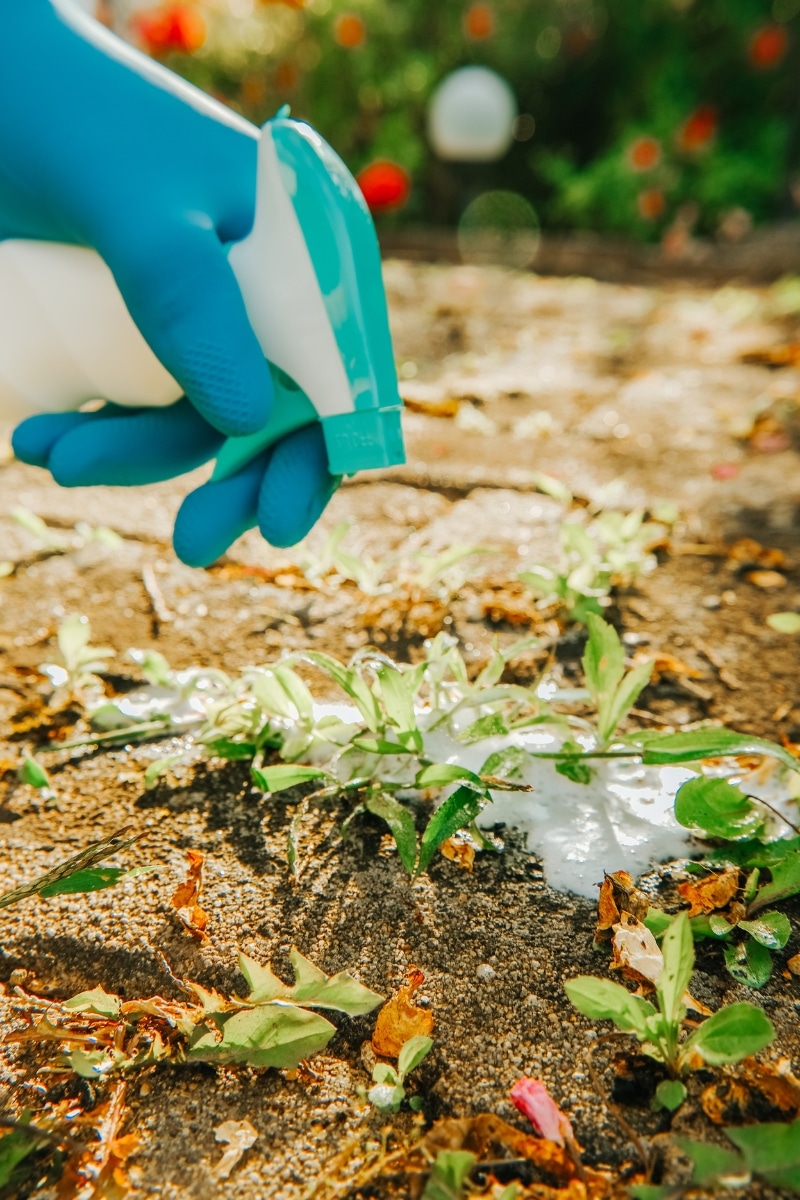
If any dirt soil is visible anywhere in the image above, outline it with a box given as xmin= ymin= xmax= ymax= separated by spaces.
xmin=1 ymin=260 xmax=800 ymax=1199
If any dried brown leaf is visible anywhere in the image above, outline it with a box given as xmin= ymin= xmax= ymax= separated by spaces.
xmin=371 ymin=969 xmax=434 ymax=1058
xmin=171 ymin=849 xmax=209 ymax=942
xmin=595 ymin=871 xmax=648 ymax=942
xmin=746 ymin=569 xmax=787 ymax=589
xmin=677 ymin=869 xmax=740 ymax=917
xmin=439 ymin=836 xmax=475 ymax=872
xmin=701 ymin=1060 xmax=800 ymax=1125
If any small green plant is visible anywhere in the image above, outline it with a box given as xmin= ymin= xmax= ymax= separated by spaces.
xmin=367 ymin=1034 xmax=433 ymax=1112
xmin=521 ymin=508 xmax=668 ymax=624
xmin=630 ymin=1119 xmax=800 ymax=1198
xmin=566 ymin=912 xmax=775 ymax=1105
xmin=39 ymin=614 xmax=114 ymax=702
xmin=18 ymin=948 xmax=382 ymax=1078
xmin=12 ymin=507 xmax=121 ymax=557
xmin=653 ymin=822 xmax=800 ymax=988
xmin=421 ymin=1150 xmax=478 ymax=1200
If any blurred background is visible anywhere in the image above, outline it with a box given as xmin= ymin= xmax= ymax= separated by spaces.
xmin=74 ymin=0 xmax=799 ymax=267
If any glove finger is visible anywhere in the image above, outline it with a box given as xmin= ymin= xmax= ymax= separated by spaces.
xmin=44 ymin=400 xmax=223 ymax=487
xmin=105 ymin=222 xmax=273 ymax=438
xmin=257 ymin=422 xmax=340 ymax=547
xmin=12 ymin=409 xmax=109 ymax=468
xmin=172 ymin=452 xmax=268 ymax=568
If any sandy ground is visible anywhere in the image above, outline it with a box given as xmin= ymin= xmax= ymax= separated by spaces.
xmin=1 ymin=260 xmax=800 ymax=1198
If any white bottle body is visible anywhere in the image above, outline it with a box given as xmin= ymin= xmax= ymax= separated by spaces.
xmin=0 ymin=125 xmax=354 ymax=426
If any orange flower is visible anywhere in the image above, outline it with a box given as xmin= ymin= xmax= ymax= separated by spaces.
xmin=638 ymin=188 xmax=665 ymax=220
xmin=749 ymin=25 xmax=788 ymax=69
xmin=356 ymin=161 xmax=411 ymax=213
xmin=627 ymin=135 xmax=661 ymax=172
xmin=677 ymin=105 xmax=717 ymax=153
xmin=464 ymin=3 xmax=495 ymax=40
xmin=134 ymin=4 xmax=205 ymax=55
xmin=334 ymin=13 xmax=366 ymax=48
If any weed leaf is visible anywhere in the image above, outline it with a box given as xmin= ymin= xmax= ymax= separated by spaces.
xmin=188 ymin=1005 xmax=335 ymax=1070
xmin=416 ymin=786 xmax=487 ymax=876
xmin=564 ymin=976 xmax=656 ymax=1038
xmin=738 ymin=911 xmax=791 ymax=949
xmin=251 ymin=764 xmax=328 ymax=794
xmin=723 ymin=939 xmax=774 ymax=989
xmin=725 ymin=1119 xmax=800 ymax=1190
xmin=629 ymin=728 xmax=800 ymax=773
xmin=683 ymin=1001 xmax=774 ymax=1065
xmin=657 ymin=912 xmax=694 ymax=1026
xmin=398 ymin=1034 xmax=434 ymax=1079
xmin=365 ymin=792 xmax=418 ymax=874
xmin=239 ymin=946 xmax=382 ymax=1016
xmin=674 ymin=777 xmax=764 ymax=840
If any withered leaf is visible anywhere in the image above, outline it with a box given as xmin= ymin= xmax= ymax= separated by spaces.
xmin=595 ymin=871 xmax=649 ymax=942
xmin=701 ymin=1061 xmax=800 ymax=1125
xmin=439 ymin=835 xmax=475 ymax=872
xmin=372 ymin=969 xmax=433 ymax=1058
xmin=170 ymin=849 xmax=209 ymax=942
xmin=677 ymin=869 xmax=741 ymax=917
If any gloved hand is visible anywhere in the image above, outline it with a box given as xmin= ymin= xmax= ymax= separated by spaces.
xmin=13 ymin=405 xmax=339 ymax=566
xmin=2 ymin=0 xmax=338 ymax=565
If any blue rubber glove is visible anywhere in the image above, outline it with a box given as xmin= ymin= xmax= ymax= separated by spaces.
xmin=13 ymin=405 xmax=339 ymax=567
xmin=3 ymin=0 xmax=338 ymax=564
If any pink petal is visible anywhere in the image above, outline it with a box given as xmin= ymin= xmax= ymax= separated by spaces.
xmin=510 ymin=1077 xmax=574 ymax=1147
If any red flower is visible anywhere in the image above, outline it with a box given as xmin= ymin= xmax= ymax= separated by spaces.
xmin=677 ymin=106 xmax=717 ymax=153
xmin=334 ymin=13 xmax=366 ymax=48
xmin=749 ymin=25 xmax=788 ymax=69
xmin=134 ymin=4 xmax=205 ymax=55
xmin=464 ymin=3 xmax=495 ymax=40
xmin=627 ymin=136 xmax=661 ymax=173
xmin=356 ymin=161 xmax=411 ymax=213
xmin=638 ymin=188 xmax=666 ymax=220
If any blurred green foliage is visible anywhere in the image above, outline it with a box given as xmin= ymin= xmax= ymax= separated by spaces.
xmin=164 ymin=0 xmax=799 ymax=240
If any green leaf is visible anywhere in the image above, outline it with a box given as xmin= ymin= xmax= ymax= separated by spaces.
xmin=723 ymin=939 xmax=774 ymax=989
xmin=188 ymin=1005 xmax=335 ymax=1070
xmin=63 ymin=986 xmax=122 ymax=1019
xmin=351 ymin=738 xmax=413 ymax=755
xmin=136 ymin=648 xmax=172 ymax=686
xmin=300 ymin=651 xmax=382 ymax=731
xmin=274 ymin=664 xmax=314 ymax=723
xmin=564 ymin=976 xmax=656 ymax=1038
xmin=629 ymin=727 xmax=800 ymax=774
xmin=144 ymin=755 xmax=180 ymax=789
xmin=38 ymin=866 xmax=129 ymax=897
xmin=69 ymin=1048 xmax=115 ymax=1078
xmin=458 ymin=713 xmax=509 ymax=744
xmin=365 ymin=793 xmax=418 ymax=874
xmin=676 ymin=1139 xmax=748 ymax=1187
xmin=725 ymin=1119 xmax=800 ymax=1190
xmin=398 ymin=1034 xmax=433 ymax=1080
xmin=674 ymin=776 xmax=764 ymax=840
xmin=0 ymin=827 xmax=141 ymax=910
xmin=739 ymin=911 xmax=791 ymax=949
xmin=250 ymin=764 xmax=327 ymax=794
xmin=18 ymin=755 xmax=51 ymax=790
xmin=374 ymin=664 xmax=422 ymax=751
xmin=628 ymin=1188 xmax=672 ymax=1200
xmin=767 ymin=611 xmax=800 ymax=634
xmin=653 ymin=1079 xmax=687 ymax=1112
xmin=205 ymin=739 xmax=256 ymax=761
xmin=709 ymin=837 xmax=800 ymax=869
xmin=367 ymin=1081 xmax=405 ymax=1111
xmin=684 ymin=1001 xmax=774 ymax=1066
xmin=657 ymin=912 xmax=694 ymax=1026
xmin=643 ymin=908 xmax=672 ymax=938
xmin=238 ymin=946 xmax=383 ymax=1016
xmin=0 ymin=1126 xmax=39 ymax=1190
xmin=748 ymin=851 xmax=800 ymax=912
xmin=422 ymin=1150 xmax=477 ymax=1200
xmin=415 ymin=763 xmax=482 ymax=789
xmin=416 ymin=785 xmax=487 ymax=876
xmin=372 ymin=1062 xmax=399 ymax=1086
xmin=555 ymin=756 xmax=594 ymax=785
xmin=582 ymin=615 xmax=625 ymax=728
xmin=606 ymin=657 xmax=653 ymax=732
xmin=479 ymin=745 xmax=529 ymax=780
